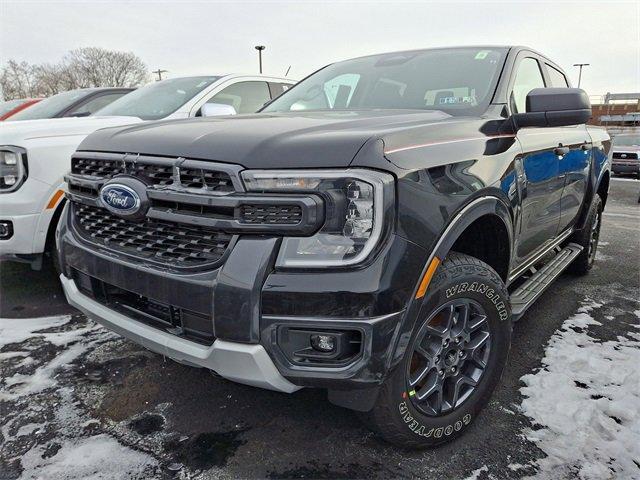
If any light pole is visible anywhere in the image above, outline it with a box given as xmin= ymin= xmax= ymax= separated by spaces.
xmin=573 ymin=63 xmax=589 ymax=88
xmin=152 ymin=69 xmax=168 ymax=81
xmin=255 ymin=46 xmax=266 ymax=74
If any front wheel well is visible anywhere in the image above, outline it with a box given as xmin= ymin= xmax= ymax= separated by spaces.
xmin=449 ymin=214 xmax=510 ymax=281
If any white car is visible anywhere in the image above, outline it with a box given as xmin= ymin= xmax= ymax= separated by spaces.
xmin=0 ymin=74 xmax=295 ymax=269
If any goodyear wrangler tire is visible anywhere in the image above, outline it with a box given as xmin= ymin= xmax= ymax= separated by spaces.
xmin=360 ymin=252 xmax=511 ymax=448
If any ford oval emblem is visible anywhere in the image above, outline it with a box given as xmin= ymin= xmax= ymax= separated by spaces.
xmin=100 ymin=184 xmax=141 ymax=215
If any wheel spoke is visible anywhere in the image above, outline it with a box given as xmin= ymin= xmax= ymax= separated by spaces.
xmin=416 ymin=374 xmax=440 ymax=400
xmin=409 ymin=364 xmax=432 ymax=386
xmin=455 ymin=302 xmax=470 ymax=329
xmin=466 ymin=314 xmax=487 ymax=333
xmin=451 ymin=374 xmax=478 ymax=407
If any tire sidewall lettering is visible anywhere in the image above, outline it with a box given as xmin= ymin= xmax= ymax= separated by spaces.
xmin=398 ymin=401 xmax=472 ymax=438
xmin=445 ymin=280 xmax=508 ymax=321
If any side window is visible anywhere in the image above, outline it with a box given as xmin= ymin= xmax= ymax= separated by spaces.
xmin=511 ymin=58 xmax=545 ymax=113
xmin=207 ymin=81 xmax=271 ymax=114
xmin=546 ymin=64 xmax=569 ymax=88
xmin=65 ymin=92 xmax=128 ymax=117
xmin=268 ymin=82 xmax=292 ymax=99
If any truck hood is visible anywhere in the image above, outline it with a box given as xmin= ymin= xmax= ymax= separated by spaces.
xmin=0 ymin=116 xmax=144 ymax=144
xmin=77 ymin=110 xmax=462 ymax=169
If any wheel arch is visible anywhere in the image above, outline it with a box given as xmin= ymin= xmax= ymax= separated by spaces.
xmin=385 ymin=196 xmax=514 ymax=377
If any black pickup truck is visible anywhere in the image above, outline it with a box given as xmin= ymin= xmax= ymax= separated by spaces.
xmin=58 ymin=46 xmax=610 ymax=448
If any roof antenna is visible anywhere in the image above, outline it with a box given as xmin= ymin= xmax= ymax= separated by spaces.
xmin=285 ymin=66 xmax=291 ymax=77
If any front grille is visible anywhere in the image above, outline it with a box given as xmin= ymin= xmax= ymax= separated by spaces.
xmin=73 ymin=269 xmax=214 ymax=345
xmin=71 ymin=157 xmax=234 ymax=192
xmin=239 ymin=204 xmax=303 ymax=224
xmin=613 ymin=152 xmax=638 ymax=160
xmin=73 ymin=203 xmax=232 ymax=268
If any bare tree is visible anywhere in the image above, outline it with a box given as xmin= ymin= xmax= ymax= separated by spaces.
xmin=0 ymin=60 xmax=39 ymax=99
xmin=64 ymin=47 xmax=149 ymax=88
xmin=0 ymin=48 xmax=149 ymax=100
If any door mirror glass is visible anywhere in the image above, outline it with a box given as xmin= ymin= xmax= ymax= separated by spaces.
xmin=201 ymin=103 xmax=237 ymax=117
xmin=513 ymin=88 xmax=591 ymax=129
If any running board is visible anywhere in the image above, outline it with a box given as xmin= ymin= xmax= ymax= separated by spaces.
xmin=510 ymin=243 xmax=583 ymax=321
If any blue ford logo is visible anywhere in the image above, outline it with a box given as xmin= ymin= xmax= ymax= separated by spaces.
xmin=100 ymin=184 xmax=141 ymax=215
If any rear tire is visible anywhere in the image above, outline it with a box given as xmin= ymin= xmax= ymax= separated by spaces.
xmin=566 ymin=195 xmax=602 ymax=276
xmin=359 ymin=252 xmax=511 ymax=448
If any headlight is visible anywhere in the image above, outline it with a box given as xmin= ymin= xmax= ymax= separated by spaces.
xmin=0 ymin=147 xmax=28 ymax=193
xmin=241 ymin=169 xmax=394 ymax=267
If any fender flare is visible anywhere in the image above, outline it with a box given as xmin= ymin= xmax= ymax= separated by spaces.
xmin=385 ymin=195 xmax=515 ymax=375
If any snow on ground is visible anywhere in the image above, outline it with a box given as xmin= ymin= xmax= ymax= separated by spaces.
xmin=19 ymin=433 xmax=156 ymax=480
xmin=519 ymin=300 xmax=640 ymax=480
xmin=0 ymin=315 xmax=159 ymax=478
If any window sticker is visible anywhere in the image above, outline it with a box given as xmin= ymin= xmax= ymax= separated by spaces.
xmin=438 ymin=96 xmax=475 ymax=105
xmin=475 ymin=50 xmax=490 ymax=60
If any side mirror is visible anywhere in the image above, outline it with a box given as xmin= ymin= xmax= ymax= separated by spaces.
xmin=512 ymin=88 xmax=591 ymax=129
xmin=201 ymin=103 xmax=237 ymax=117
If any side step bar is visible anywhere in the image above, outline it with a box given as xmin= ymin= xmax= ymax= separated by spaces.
xmin=510 ymin=243 xmax=583 ymax=321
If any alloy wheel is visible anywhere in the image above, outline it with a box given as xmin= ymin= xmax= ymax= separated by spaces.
xmin=406 ymin=299 xmax=491 ymax=416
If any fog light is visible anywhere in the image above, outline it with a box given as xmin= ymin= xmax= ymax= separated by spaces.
xmin=3 ymin=175 xmax=16 ymax=186
xmin=310 ymin=334 xmax=336 ymax=353
xmin=0 ymin=220 xmax=13 ymax=239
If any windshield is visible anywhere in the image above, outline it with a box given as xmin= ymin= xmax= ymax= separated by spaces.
xmin=0 ymin=99 xmax=28 ymax=116
xmin=95 ymin=76 xmax=219 ymax=120
xmin=264 ymin=47 xmax=507 ymax=116
xmin=7 ymin=90 xmax=89 ymax=121
xmin=613 ymin=135 xmax=640 ymax=147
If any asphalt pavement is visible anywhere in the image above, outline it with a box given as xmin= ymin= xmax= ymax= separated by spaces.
xmin=1 ymin=177 xmax=638 ymax=480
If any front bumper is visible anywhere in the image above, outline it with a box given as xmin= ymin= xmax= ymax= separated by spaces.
xmin=60 ymin=274 xmax=300 ymax=393
xmin=58 ymin=206 xmax=427 ymax=392
xmin=0 ymin=178 xmax=64 ymax=259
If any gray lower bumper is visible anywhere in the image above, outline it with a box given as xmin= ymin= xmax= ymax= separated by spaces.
xmin=60 ymin=274 xmax=301 ymax=394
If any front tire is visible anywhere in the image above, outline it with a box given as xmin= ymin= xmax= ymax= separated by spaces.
xmin=360 ymin=252 xmax=511 ymax=448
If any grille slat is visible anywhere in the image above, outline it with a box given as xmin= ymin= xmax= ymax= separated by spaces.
xmin=239 ymin=204 xmax=303 ymax=225
xmin=73 ymin=203 xmax=232 ymax=268
xmin=71 ymin=158 xmax=234 ymax=192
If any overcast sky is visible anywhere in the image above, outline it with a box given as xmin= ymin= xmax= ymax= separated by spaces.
xmin=1 ymin=0 xmax=638 ymax=98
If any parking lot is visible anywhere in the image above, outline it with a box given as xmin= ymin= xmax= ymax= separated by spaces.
xmin=0 ymin=178 xmax=638 ymax=480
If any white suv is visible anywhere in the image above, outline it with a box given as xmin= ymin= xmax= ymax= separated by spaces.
xmin=0 ymin=74 xmax=295 ymax=269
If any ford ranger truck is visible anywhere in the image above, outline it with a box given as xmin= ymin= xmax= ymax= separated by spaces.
xmin=59 ymin=46 xmax=610 ymax=448
xmin=0 ymin=75 xmax=294 ymax=269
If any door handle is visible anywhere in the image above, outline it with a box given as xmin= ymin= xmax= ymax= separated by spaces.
xmin=554 ymin=146 xmax=570 ymax=156
xmin=581 ymin=143 xmax=593 ymax=151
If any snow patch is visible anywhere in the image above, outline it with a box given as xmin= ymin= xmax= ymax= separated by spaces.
xmin=519 ymin=299 xmax=640 ymax=479
xmin=19 ymin=434 xmax=156 ymax=480
xmin=0 ymin=315 xmax=72 ymax=347
xmin=464 ymin=465 xmax=488 ymax=480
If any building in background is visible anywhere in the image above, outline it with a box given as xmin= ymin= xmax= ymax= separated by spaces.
xmin=589 ymin=93 xmax=640 ymax=137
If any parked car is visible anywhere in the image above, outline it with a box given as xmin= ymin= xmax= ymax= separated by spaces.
xmin=611 ymin=133 xmax=640 ymax=178
xmin=4 ymin=88 xmax=133 ymax=121
xmin=0 ymin=98 xmax=42 ymax=121
xmin=0 ymin=75 xmax=295 ymax=269
xmin=58 ymin=47 xmax=610 ymax=448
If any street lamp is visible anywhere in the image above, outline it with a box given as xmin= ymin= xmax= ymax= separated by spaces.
xmin=573 ymin=63 xmax=590 ymax=88
xmin=255 ymin=46 xmax=266 ymax=74
xmin=152 ymin=69 xmax=168 ymax=81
